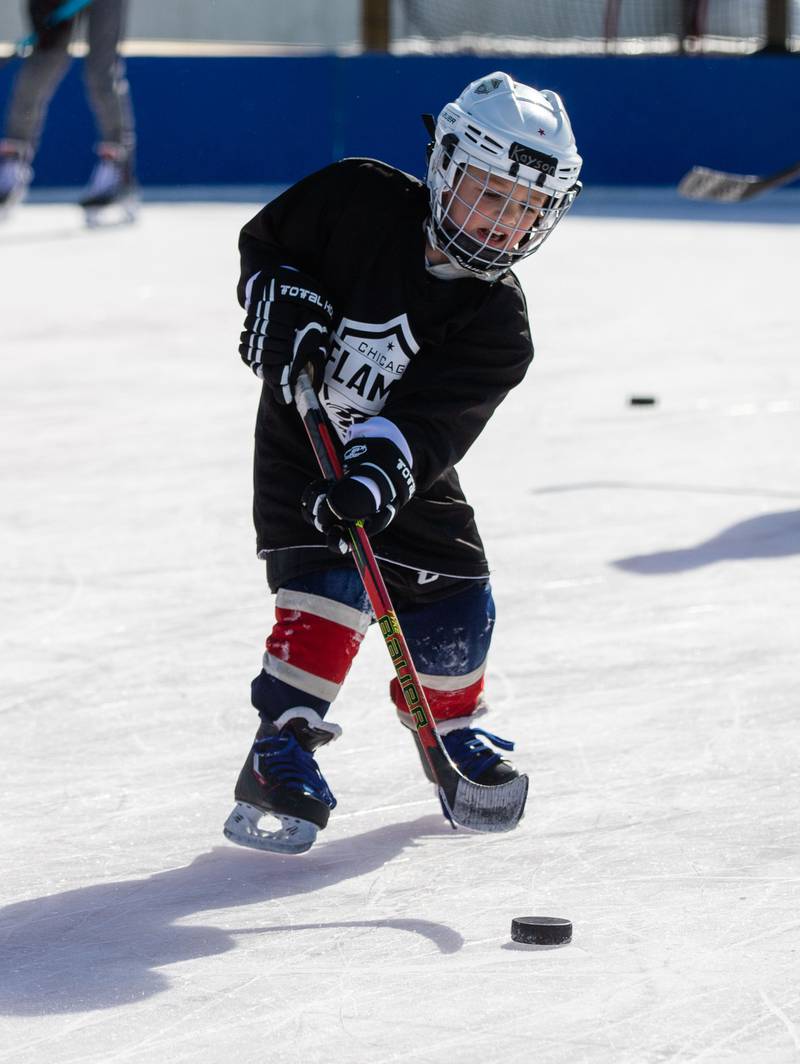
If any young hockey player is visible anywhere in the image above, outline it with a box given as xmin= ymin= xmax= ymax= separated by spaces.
xmin=0 ymin=0 xmax=137 ymax=223
xmin=224 ymin=71 xmax=583 ymax=854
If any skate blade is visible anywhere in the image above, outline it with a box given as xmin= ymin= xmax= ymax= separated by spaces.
xmin=223 ymin=801 xmax=318 ymax=855
xmin=83 ymin=196 xmax=139 ymax=229
xmin=439 ymin=772 xmax=529 ymax=833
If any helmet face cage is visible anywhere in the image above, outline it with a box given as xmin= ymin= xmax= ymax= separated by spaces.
xmin=427 ymin=139 xmax=579 ymax=281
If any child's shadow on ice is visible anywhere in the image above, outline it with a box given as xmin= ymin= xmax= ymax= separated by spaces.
xmin=613 ymin=510 xmax=800 ymax=574
xmin=0 ymin=815 xmax=459 ymax=1016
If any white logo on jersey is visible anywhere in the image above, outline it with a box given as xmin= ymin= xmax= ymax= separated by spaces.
xmin=417 ymin=570 xmax=439 ymax=585
xmin=321 ymin=314 xmax=420 ymax=441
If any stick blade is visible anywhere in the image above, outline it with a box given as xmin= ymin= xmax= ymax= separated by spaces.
xmin=677 ymin=165 xmax=761 ymax=202
xmin=440 ymin=773 xmax=529 ymax=833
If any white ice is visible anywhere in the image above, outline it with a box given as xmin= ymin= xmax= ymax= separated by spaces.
xmin=1 ymin=190 xmax=799 ymax=1064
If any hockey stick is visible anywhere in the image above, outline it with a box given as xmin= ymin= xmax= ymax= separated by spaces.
xmin=677 ymin=159 xmax=800 ymax=202
xmin=1 ymin=0 xmax=95 ymax=67
xmin=294 ymin=369 xmax=528 ymax=833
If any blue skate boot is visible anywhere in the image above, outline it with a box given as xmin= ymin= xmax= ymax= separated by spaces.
xmin=402 ymin=707 xmax=519 ymax=786
xmin=224 ymin=708 xmax=340 ymax=854
xmin=439 ymin=726 xmax=519 ymax=786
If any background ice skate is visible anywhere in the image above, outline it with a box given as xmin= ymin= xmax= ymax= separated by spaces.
xmin=1 ymin=187 xmax=798 ymax=1062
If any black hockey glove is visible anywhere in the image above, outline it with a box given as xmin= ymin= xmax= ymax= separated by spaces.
xmin=239 ymin=266 xmax=335 ymax=404
xmin=301 ymin=435 xmax=416 ymax=554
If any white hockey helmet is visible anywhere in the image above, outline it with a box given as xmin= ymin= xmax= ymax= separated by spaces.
xmin=425 ymin=72 xmax=583 ymax=280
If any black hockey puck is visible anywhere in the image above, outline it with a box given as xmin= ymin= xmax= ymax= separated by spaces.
xmin=628 ymin=395 xmax=657 ymax=406
xmin=511 ymin=916 xmax=572 ymax=946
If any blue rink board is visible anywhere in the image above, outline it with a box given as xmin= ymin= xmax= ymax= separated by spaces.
xmin=1 ymin=53 xmax=798 ymax=189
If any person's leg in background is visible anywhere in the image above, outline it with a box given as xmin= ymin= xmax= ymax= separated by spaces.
xmin=80 ymin=0 xmax=137 ymax=211
xmin=0 ymin=5 xmax=74 ymax=210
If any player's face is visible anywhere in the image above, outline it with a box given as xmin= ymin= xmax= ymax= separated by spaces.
xmin=444 ymin=167 xmax=550 ymax=252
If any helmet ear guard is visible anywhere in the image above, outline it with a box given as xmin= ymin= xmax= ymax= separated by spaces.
xmin=422 ymin=114 xmax=459 ymax=170
xmin=440 ymin=133 xmax=458 ymax=168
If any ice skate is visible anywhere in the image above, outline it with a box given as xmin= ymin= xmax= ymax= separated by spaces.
xmin=80 ymin=143 xmax=139 ymax=227
xmin=412 ymin=723 xmax=520 ymax=787
xmin=0 ymin=140 xmax=33 ymax=219
xmin=223 ymin=708 xmax=340 ymax=855
xmin=398 ymin=701 xmax=527 ymax=831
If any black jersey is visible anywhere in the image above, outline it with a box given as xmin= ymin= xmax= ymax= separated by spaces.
xmin=238 ymin=158 xmax=534 ymax=580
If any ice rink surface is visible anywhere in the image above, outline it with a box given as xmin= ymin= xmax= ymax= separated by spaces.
xmin=1 ymin=190 xmax=799 ymax=1063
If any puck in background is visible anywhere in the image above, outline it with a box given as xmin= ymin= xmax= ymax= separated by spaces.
xmin=511 ymin=916 xmax=572 ymax=946
xmin=628 ymin=395 xmax=657 ymax=406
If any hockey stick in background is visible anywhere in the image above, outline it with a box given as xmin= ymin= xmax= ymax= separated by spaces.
xmin=677 ymin=159 xmax=800 ymax=202
xmin=0 ymin=0 xmax=95 ymax=68
xmin=294 ymin=369 xmax=529 ymax=833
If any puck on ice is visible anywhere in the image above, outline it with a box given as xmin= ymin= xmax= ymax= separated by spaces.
xmin=511 ymin=916 xmax=572 ymax=946
xmin=628 ymin=395 xmax=657 ymax=406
